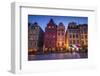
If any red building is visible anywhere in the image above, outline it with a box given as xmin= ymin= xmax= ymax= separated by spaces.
xmin=44 ymin=19 xmax=57 ymax=52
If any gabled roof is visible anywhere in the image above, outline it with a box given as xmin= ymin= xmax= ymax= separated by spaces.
xmin=47 ymin=18 xmax=57 ymax=27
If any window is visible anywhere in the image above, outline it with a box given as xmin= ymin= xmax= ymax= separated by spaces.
xmin=80 ymin=30 xmax=83 ymax=33
xmin=58 ymin=33 xmax=60 ymax=35
xmin=35 ymin=27 xmax=38 ymax=30
xmin=73 ymin=34 xmax=75 ymax=38
xmin=86 ymin=40 xmax=88 ymax=43
xmin=58 ymin=29 xmax=60 ymax=31
xmin=81 ymin=35 xmax=83 ymax=39
xmin=62 ymin=43 xmax=64 ymax=46
xmin=62 ymin=29 xmax=64 ymax=32
xmin=85 ymin=35 xmax=87 ymax=38
xmin=49 ymin=41 xmax=51 ymax=45
xmin=72 ymin=30 xmax=74 ymax=33
xmin=53 ymin=35 xmax=55 ymax=38
xmin=34 ymin=42 xmax=37 ymax=46
xmin=77 ymin=40 xmax=79 ymax=44
xmin=76 ymin=34 xmax=78 ymax=38
xmin=73 ymin=40 xmax=75 ymax=44
xmin=69 ymin=34 xmax=72 ymax=38
xmin=83 ymin=29 xmax=87 ymax=33
xmin=62 ymin=33 xmax=64 ymax=35
xmin=69 ymin=30 xmax=71 ymax=33
xmin=81 ymin=41 xmax=84 ymax=44
xmin=58 ymin=43 xmax=59 ymax=46
xmin=48 ymin=26 xmax=51 ymax=28
xmin=69 ymin=40 xmax=72 ymax=44
xmin=32 ymin=27 xmax=35 ymax=30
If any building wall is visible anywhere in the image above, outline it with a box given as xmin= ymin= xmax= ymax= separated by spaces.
xmin=79 ymin=24 xmax=88 ymax=46
xmin=66 ymin=22 xmax=80 ymax=48
xmin=28 ymin=21 xmax=88 ymax=53
xmin=57 ymin=23 xmax=65 ymax=51
xmin=66 ymin=22 xmax=88 ymax=50
xmin=44 ymin=19 xmax=57 ymax=52
xmin=28 ymin=22 xmax=44 ymax=53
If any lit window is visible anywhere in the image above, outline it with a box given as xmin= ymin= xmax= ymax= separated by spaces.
xmin=53 ymin=36 xmax=55 ymax=38
xmin=48 ymin=26 xmax=51 ymax=28
xmin=73 ymin=40 xmax=75 ymax=44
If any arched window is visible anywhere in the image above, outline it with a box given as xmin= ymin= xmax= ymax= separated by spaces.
xmin=48 ymin=26 xmax=51 ymax=28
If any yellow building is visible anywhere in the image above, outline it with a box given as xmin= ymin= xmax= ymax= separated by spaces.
xmin=57 ymin=23 xmax=66 ymax=51
xmin=79 ymin=24 xmax=88 ymax=47
xmin=65 ymin=22 xmax=80 ymax=50
xmin=65 ymin=22 xmax=88 ymax=51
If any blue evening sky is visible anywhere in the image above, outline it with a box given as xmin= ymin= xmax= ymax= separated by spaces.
xmin=28 ymin=15 xmax=88 ymax=31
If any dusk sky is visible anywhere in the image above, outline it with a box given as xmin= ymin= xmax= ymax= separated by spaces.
xmin=28 ymin=15 xmax=88 ymax=31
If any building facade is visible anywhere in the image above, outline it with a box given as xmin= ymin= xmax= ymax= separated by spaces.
xmin=28 ymin=20 xmax=88 ymax=54
xmin=79 ymin=24 xmax=88 ymax=47
xmin=65 ymin=22 xmax=88 ymax=51
xmin=57 ymin=22 xmax=66 ymax=51
xmin=44 ymin=19 xmax=57 ymax=52
xmin=65 ymin=22 xmax=80 ymax=51
xmin=28 ymin=22 xmax=44 ymax=54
